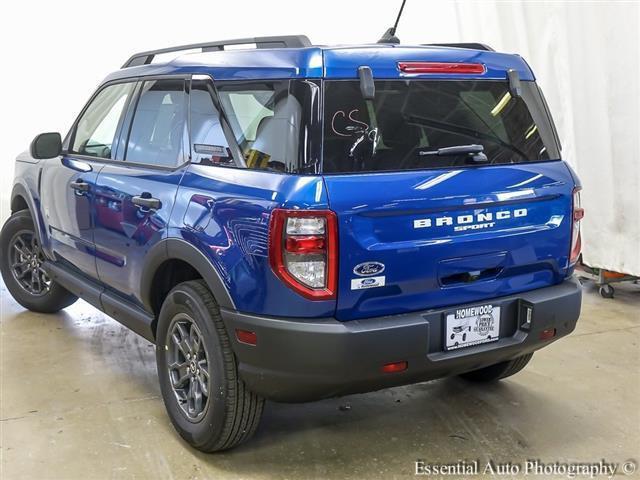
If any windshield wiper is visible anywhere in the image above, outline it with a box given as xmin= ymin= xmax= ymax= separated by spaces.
xmin=406 ymin=114 xmax=529 ymax=162
xmin=419 ymin=144 xmax=488 ymax=163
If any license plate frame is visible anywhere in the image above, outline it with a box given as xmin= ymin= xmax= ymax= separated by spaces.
xmin=444 ymin=303 xmax=501 ymax=351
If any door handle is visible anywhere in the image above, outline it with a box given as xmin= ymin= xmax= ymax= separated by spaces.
xmin=70 ymin=179 xmax=90 ymax=192
xmin=132 ymin=194 xmax=161 ymax=210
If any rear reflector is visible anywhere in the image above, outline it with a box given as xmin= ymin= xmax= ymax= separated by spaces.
xmin=398 ymin=62 xmax=486 ymax=74
xmin=236 ymin=329 xmax=257 ymax=346
xmin=381 ymin=361 xmax=408 ymax=373
xmin=539 ymin=328 xmax=556 ymax=340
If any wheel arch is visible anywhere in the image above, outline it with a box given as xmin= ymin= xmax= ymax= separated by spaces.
xmin=9 ymin=183 xmax=48 ymax=250
xmin=141 ymin=238 xmax=235 ymax=317
xmin=10 ymin=193 xmax=29 ymax=213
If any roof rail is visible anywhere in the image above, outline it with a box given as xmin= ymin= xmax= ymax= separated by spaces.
xmin=424 ymin=43 xmax=495 ymax=52
xmin=122 ymin=35 xmax=312 ymax=68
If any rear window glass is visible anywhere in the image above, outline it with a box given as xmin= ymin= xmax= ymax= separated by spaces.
xmin=322 ymin=80 xmax=560 ymax=173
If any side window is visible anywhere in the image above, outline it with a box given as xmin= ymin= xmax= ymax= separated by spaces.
xmin=125 ymin=78 xmax=187 ymax=167
xmin=71 ymin=82 xmax=134 ymax=159
xmin=226 ymin=91 xmax=274 ymax=143
xmin=189 ymin=79 xmax=234 ymax=166
xmin=217 ymin=81 xmax=303 ymax=172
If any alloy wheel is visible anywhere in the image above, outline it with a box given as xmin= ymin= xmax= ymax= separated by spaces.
xmin=167 ymin=313 xmax=211 ymax=422
xmin=8 ymin=229 xmax=50 ymax=296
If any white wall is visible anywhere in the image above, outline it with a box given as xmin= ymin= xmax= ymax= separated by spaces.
xmin=453 ymin=1 xmax=640 ymax=275
xmin=1 ymin=0 xmax=638 ymax=273
xmin=0 ymin=0 xmax=460 ymax=220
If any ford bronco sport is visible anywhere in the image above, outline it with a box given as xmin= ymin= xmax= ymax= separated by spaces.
xmin=1 ymin=35 xmax=583 ymax=452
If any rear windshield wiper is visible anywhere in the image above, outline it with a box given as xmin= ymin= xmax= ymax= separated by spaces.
xmin=419 ymin=144 xmax=488 ymax=163
xmin=406 ymin=114 xmax=529 ymax=162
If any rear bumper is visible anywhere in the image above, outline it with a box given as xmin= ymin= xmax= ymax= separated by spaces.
xmin=220 ymin=278 xmax=582 ymax=402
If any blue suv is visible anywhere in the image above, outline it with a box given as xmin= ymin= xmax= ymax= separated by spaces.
xmin=1 ymin=35 xmax=583 ymax=451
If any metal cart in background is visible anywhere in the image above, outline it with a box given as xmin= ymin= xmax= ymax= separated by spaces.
xmin=577 ymin=259 xmax=640 ymax=298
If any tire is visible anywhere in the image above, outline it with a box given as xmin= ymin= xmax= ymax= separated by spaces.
xmin=0 ymin=210 xmax=77 ymax=313
xmin=459 ymin=353 xmax=534 ymax=382
xmin=155 ymin=279 xmax=264 ymax=452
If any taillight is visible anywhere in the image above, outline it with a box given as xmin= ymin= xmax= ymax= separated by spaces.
xmin=398 ymin=61 xmax=486 ymax=74
xmin=570 ymin=187 xmax=584 ymax=265
xmin=269 ymin=209 xmax=338 ymax=300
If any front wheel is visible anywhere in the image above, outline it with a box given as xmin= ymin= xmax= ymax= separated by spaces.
xmin=459 ymin=353 xmax=533 ymax=382
xmin=155 ymin=280 xmax=264 ymax=452
xmin=0 ymin=210 xmax=77 ymax=313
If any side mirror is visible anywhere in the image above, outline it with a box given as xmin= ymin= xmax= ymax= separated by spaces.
xmin=30 ymin=132 xmax=62 ymax=159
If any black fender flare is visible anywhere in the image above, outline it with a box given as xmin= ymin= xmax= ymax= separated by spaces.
xmin=10 ymin=182 xmax=49 ymax=253
xmin=140 ymin=237 xmax=235 ymax=313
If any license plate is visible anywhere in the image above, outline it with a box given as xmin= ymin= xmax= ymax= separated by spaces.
xmin=445 ymin=304 xmax=501 ymax=351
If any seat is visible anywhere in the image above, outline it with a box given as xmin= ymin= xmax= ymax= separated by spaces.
xmin=250 ymin=96 xmax=302 ymax=171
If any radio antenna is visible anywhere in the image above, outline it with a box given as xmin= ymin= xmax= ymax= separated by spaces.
xmin=377 ymin=0 xmax=407 ymax=44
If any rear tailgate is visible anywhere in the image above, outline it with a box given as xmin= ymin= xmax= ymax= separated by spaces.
xmin=324 ymin=161 xmax=574 ymax=320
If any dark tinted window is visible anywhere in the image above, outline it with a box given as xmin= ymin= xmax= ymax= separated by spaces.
xmin=189 ymin=79 xmax=234 ymax=166
xmin=323 ymin=80 xmax=560 ymax=173
xmin=71 ymin=82 xmax=134 ymax=159
xmin=125 ymin=79 xmax=187 ymax=167
xmin=217 ymin=80 xmax=320 ymax=173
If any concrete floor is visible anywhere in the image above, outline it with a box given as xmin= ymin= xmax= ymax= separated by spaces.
xmin=1 ymin=278 xmax=639 ymax=480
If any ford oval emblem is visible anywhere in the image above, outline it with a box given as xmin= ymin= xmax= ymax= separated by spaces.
xmin=353 ymin=262 xmax=385 ymax=276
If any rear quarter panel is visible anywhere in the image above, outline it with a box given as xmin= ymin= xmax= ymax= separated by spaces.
xmin=170 ymin=165 xmax=335 ymax=318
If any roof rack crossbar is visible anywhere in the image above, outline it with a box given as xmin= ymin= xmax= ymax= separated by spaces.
xmin=424 ymin=43 xmax=494 ymax=52
xmin=122 ymin=35 xmax=312 ymax=68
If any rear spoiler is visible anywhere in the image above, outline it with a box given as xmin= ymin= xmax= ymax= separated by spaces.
xmin=424 ymin=43 xmax=494 ymax=51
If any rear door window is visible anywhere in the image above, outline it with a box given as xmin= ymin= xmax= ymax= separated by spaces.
xmin=322 ymin=80 xmax=560 ymax=173
xmin=189 ymin=78 xmax=235 ymax=166
xmin=124 ymin=78 xmax=187 ymax=167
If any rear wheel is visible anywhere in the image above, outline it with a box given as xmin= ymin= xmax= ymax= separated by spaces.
xmin=0 ymin=210 xmax=77 ymax=313
xmin=459 ymin=353 xmax=533 ymax=382
xmin=156 ymin=280 xmax=264 ymax=452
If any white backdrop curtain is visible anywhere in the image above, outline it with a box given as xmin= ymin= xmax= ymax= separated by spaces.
xmin=452 ymin=1 xmax=640 ymax=275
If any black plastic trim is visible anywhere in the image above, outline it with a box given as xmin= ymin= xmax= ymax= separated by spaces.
xmin=101 ymin=291 xmax=155 ymax=342
xmin=10 ymin=183 xmax=49 ymax=257
xmin=220 ymin=278 xmax=582 ymax=402
xmin=45 ymin=261 xmax=155 ymax=342
xmin=425 ymin=43 xmax=495 ymax=51
xmin=508 ymin=69 xmax=522 ymax=97
xmin=140 ymin=238 xmax=235 ymax=312
xmin=44 ymin=237 xmax=234 ymax=342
